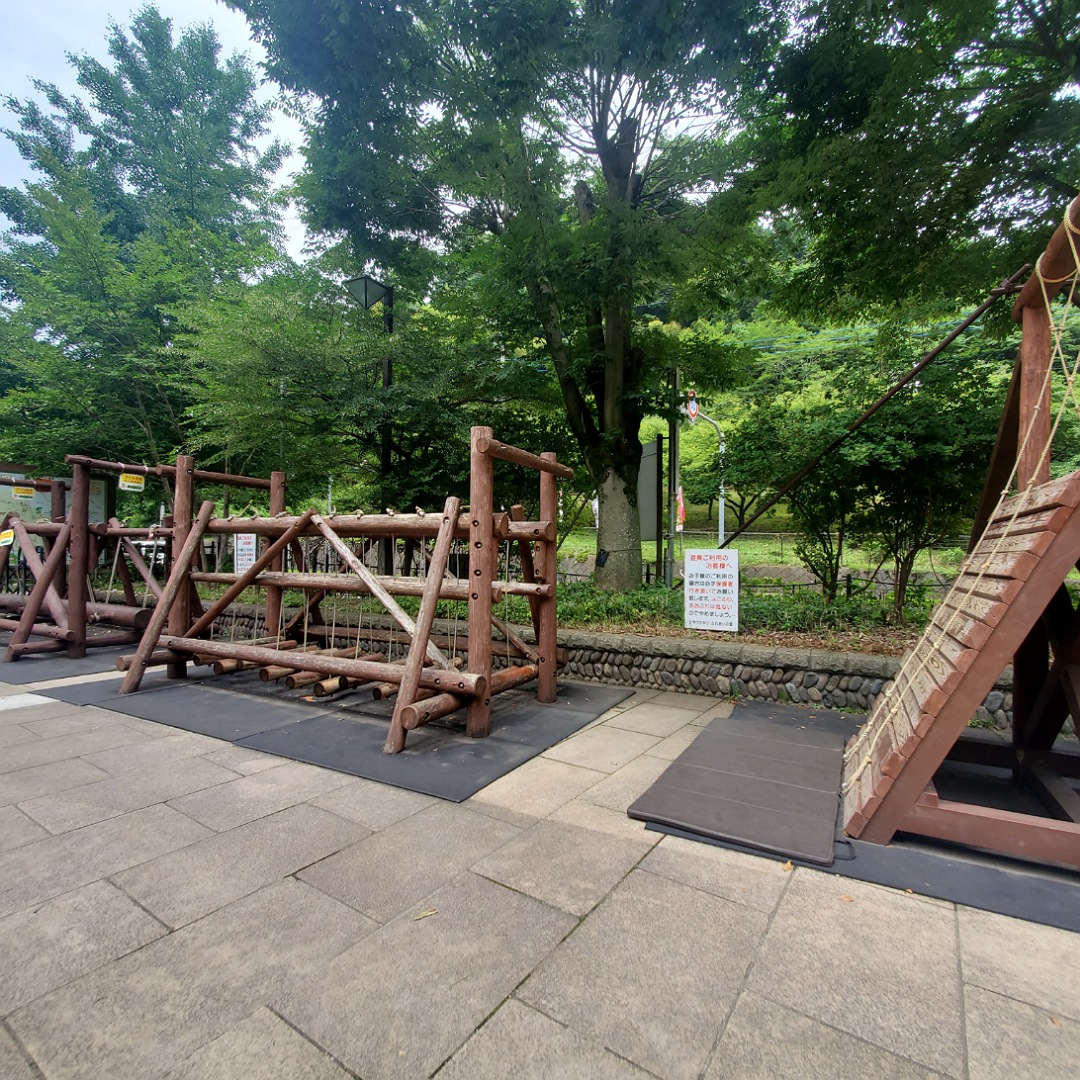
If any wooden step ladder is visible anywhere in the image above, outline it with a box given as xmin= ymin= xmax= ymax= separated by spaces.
xmin=842 ymin=471 xmax=1080 ymax=868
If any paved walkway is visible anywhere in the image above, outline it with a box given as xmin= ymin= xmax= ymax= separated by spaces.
xmin=0 ymin=679 xmax=1077 ymax=1079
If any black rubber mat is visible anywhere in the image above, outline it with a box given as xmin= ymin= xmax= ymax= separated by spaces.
xmin=239 ymin=713 xmax=541 ymax=801
xmin=0 ymin=645 xmax=131 ymax=683
xmin=30 ymin=669 xmax=630 ymax=801
xmin=628 ymin=701 xmax=861 ymax=866
xmin=99 ymin=683 xmax=317 ymax=741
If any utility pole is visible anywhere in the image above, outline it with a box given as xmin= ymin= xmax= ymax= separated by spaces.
xmin=665 ymin=367 xmax=679 ymax=587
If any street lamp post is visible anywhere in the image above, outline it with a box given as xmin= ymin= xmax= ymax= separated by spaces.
xmin=344 ymin=274 xmax=395 ymax=575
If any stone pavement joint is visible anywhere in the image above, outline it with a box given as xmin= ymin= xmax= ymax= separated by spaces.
xmin=0 ymin=676 xmax=1073 ymax=1079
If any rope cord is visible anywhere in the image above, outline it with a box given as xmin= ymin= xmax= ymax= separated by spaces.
xmin=843 ymin=207 xmax=1080 ymax=797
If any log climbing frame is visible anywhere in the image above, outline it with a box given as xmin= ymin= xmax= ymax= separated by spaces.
xmin=120 ymin=427 xmax=573 ymax=754
xmin=843 ymin=196 xmax=1080 ymax=868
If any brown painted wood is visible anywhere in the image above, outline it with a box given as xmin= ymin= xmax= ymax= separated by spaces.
xmin=1022 ymin=765 xmax=1080 ymax=823
xmin=854 ymin=484 xmax=1080 ymax=844
xmin=996 ymin=472 xmax=1080 ymax=519
xmin=66 ymin=463 xmax=90 ymax=658
xmin=120 ymin=501 xmax=215 ymax=694
xmin=475 ymin=434 xmax=575 ymax=479
xmin=466 ymin=427 xmax=495 ymax=737
xmin=160 ymin=635 xmax=484 ymax=696
xmin=285 ymin=651 xmax=386 ymax=689
xmin=510 ymin=504 xmax=541 ymax=639
xmin=203 ymin=511 xmax=544 ymax=540
xmin=387 ymin=496 xmax=461 ymax=753
xmin=1012 ymin=194 xmax=1080 ymax=316
xmin=186 ymin=510 xmax=316 ymax=640
xmin=401 ymin=691 xmax=469 ymax=730
xmin=120 ymin=536 xmax=164 ymax=601
xmin=3 ymin=522 xmax=74 ymax=659
xmin=10 ymin=518 xmax=70 ymax=633
xmin=167 ymin=455 xmax=195 ymax=678
xmin=537 ymin=452 xmax=558 ymax=703
xmin=1019 ymin=306 xmax=1055 ymax=490
xmin=900 ymin=799 xmax=1080 ymax=870
xmin=968 ymin=353 xmax=1021 ymax=553
xmin=264 ymin=470 xmax=287 ymax=637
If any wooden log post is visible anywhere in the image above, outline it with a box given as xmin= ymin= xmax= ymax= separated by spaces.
xmin=121 ymin=500 xmax=215 ymax=694
xmin=167 ymin=455 xmax=195 ymax=678
xmin=50 ymin=480 xmax=67 ymax=596
xmin=510 ymin=505 xmax=541 ymax=639
xmin=10 ymin=519 xmax=69 ymax=632
xmin=4 ymin=522 xmax=74 ymax=660
xmin=466 ymin=427 xmax=495 ymax=737
xmin=386 ymin=495 xmax=461 ymax=753
xmin=264 ymin=470 xmax=287 ymax=638
xmin=537 ymin=452 xmax=559 ymax=702
xmin=66 ymin=462 xmax=90 ymax=658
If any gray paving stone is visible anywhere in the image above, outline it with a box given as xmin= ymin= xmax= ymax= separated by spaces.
xmin=82 ymin=730 xmax=226 ymax=775
xmin=546 ymin=798 xmax=662 ymax=848
xmin=965 ymin=984 xmax=1080 ymax=1080
xmin=0 ymin=1025 xmax=36 ymax=1080
xmin=706 ymin=991 xmax=943 ymax=1079
xmin=0 ymin=805 xmax=49 ymax=851
xmin=0 ymin=803 xmax=212 ymax=919
xmin=168 ymin=759 xmax=355 ymax=831
xmin=541 ymin=726 xmax=660 ymax=773
xmin=466 ymin=756 xmax=605 ymax=825
xmin=608 ymin=689 xmax=661 ymax=709
xmin=20 ymin=707 xmax=120 ymax=739
xmin=160 ymin=1007 xmax=353 ymax=1079
xmin=747 ymin=870 xmax=964 ymax=1076
xmin=473 ymin=819 xmax=647 ymax=916
xmin=114 ymin=803 xmax=369 ymax=928
xmin=0 ymin=758 xmax=111 ymax=807
xmin=577 ymin=753 xmax=672 ymax=813
xmin=200 ymin=744 xmax=288 ymax=775
xmin=9 ymin=880 xmax=376 ymax=1080
xmin=644 ymin=725 xmax=705 ymax=761
xmin=274 ymin=872 xmax=576 ymax=1080
xmin=0 ymin=879 xmax=165 ymax=1014
xmin=0 ymin=723 xmax=150 ymax=775
xmin=437 ymin=998 xmax=652 ymax=1080
xmin=959 ymin=905 xmax=1080 ymax=1022
xmin=299 ymin=801 xmax=520 ymax=923
xmin=114 ymin=714 xmax=184 ymax=739
xmin=647 ymin=691 xmax=715 ymax=713
xmin=604 ymin=702 xmax=695 ymax=738
xmin=641 ymin=835 xmax=791 ymax=914
xmin=0 ymin=693 xmax=55 ymax=711
xmin=18 ymin=756 xmax=241 ymax=834
xmin=311 ymin=777 xmax=436 ymax=831
xmin=0 ymin=695 xmax=75 ymax=724
xmin=0 ymin=725 xmax=40 ymax=749
xmin=517 ymin=868 xmax=767 ymax=1080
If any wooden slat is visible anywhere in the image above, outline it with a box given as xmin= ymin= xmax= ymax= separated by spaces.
xmin=941 ymin=593 xmax=1009 ymax=629
xmin=962 ymin=549 xmax=1040 ymax=582
xmin=968 ymin=530 xmax=1056 ymax=559
xmin=995 ymin=473 xmax=1080 ymax=519
xmin=981 ymin=504 xmax=1071 ymax=540
xmin=950 ymin=573 xmax=1026 ymax=605
xmin=929 ymin=605 xmax=994 ymax=650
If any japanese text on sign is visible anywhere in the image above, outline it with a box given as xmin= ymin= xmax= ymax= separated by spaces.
xmin=684 ymin=549 xmax=739 ymax=632
xmin=234 ymin=533 xmax=257 ymax=574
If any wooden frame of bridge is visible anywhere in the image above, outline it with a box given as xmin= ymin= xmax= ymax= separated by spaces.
xmin=842 ymin=196 xmax=1080 ymax=869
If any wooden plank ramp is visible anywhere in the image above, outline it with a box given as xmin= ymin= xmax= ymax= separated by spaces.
xmin=842 ymin=470 xmax=1080 ymax=868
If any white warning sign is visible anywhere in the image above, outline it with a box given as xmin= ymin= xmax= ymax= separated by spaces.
xmin=684 ymin=549 xmax=739 ymax=632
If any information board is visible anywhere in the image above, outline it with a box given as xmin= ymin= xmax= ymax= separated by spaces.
xmin=234 ymin=533 xmax=257 ymax=574
xmin=684 ymin=548 xmax=739 ymax=631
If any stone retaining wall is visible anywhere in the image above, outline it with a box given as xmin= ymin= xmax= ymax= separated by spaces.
xmin=212 ymin=608 xmax=1024 ymax=733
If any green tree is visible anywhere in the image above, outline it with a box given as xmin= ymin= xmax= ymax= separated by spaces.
xmin=0 ymin=6 xmax=282 ymax=470
xmin=228 ymin=0 xmax=779 ymax=588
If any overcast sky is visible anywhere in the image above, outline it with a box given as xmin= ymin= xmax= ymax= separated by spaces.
xmin=1 ymin=0 xmax=307 ymax=256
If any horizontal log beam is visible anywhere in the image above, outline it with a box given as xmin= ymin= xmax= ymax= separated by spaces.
xmin=160 ymin=636 xmax=486 ymax=697
xmin=1013 ymin=194 xmax=1080 ymax=317
xmin=203 ymin=512 xmax=550 ymax=542
xmin=475 ymin=435 xmax=575 ymax=479
xmin=64 ymin=455 xmax=272 ymax=491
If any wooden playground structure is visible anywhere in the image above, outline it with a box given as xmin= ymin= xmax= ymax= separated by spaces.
xmin=0 ymin=457 xmax=276 ymax=662
xmin=117 ymin=427 xmax=571 ymax=753
xmin=843 ymin=195 xmax=1080 ymax=868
